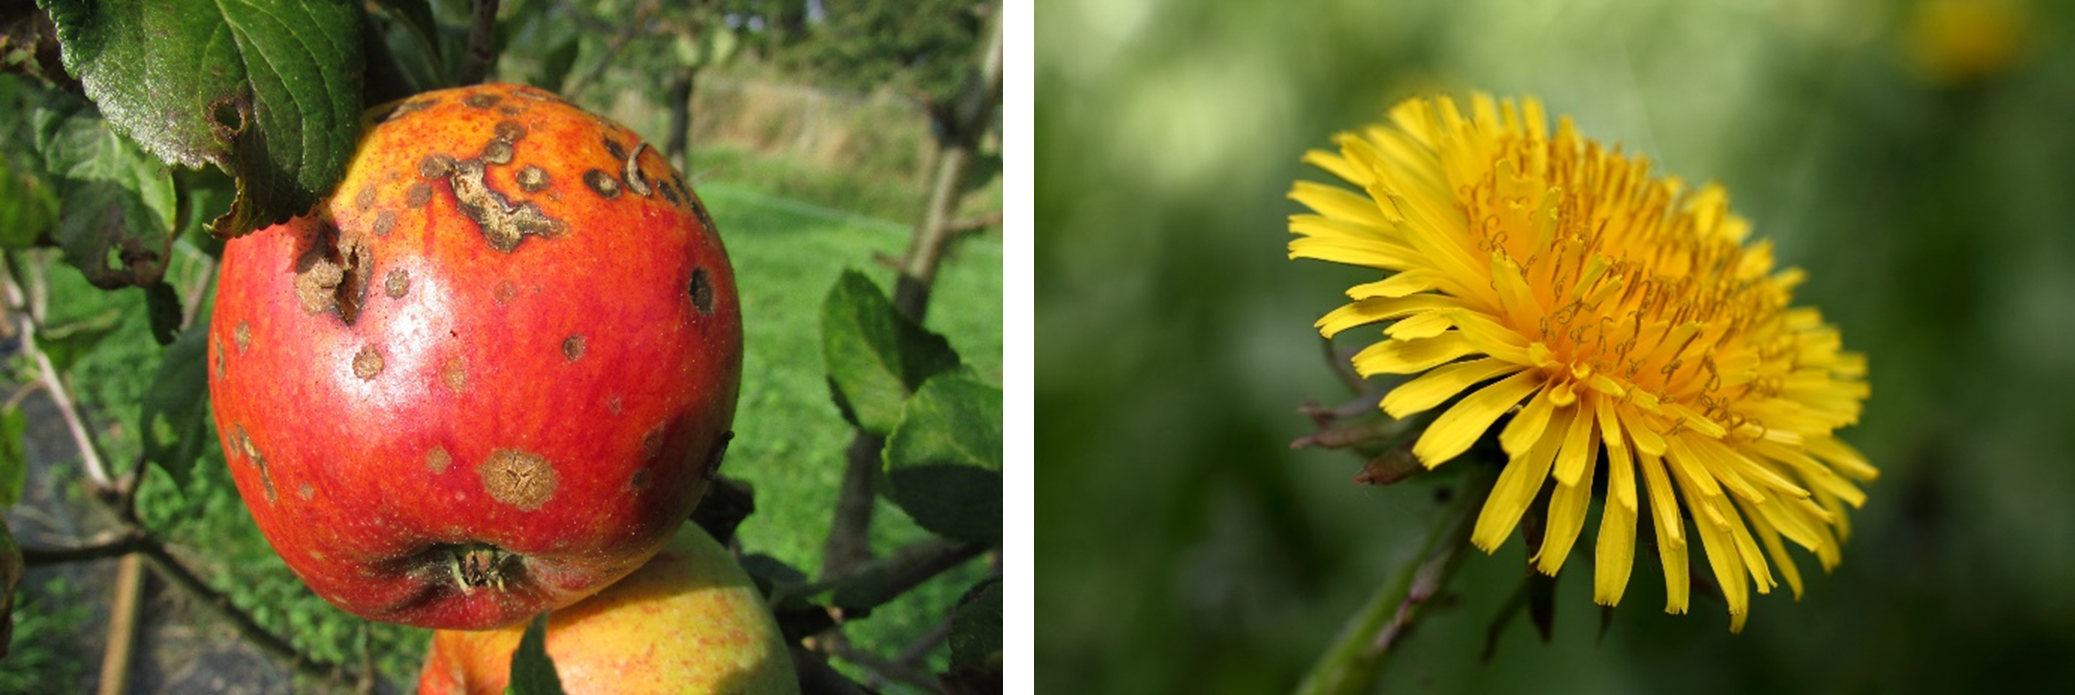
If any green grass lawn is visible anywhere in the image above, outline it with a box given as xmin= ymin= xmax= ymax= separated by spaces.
xmin=24 ymin=178 xmax=1001 ymax=688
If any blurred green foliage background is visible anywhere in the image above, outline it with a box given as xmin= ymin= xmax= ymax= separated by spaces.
xmin=1036 ymin=0 xmax=2075 ymax=691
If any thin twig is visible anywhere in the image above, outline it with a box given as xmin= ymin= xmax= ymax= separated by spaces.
xmin=895 ymin=616 xmax=956 ymax=665
xmin=890 ymin=3 xmax=1003 ymax=320
xmin=943 ymin=212 xmax=1001 ymax=235
xmin=1 ymin=254 xmax=112 ymax=489
xmin=178 ymin=254 xmax=215 ymax=330
xmin=792 ymin=538 xmax=990 ymax=616
xmin=457 ymin=0 xmax=502 ymax=85
xmin=790 ymin=644 xmax=876 ymax=695
xmin=21 ymin=529 xmax=148 ymax=565
xmin=830 ymin=643 xmax=943 ymax=694
xmin=563 ymin=0 xmax=659 ymax=99
xmin=818 ymin=432 xmax=883 ymax=579
xmin=136 ymin=537 xmax=355 ymax=685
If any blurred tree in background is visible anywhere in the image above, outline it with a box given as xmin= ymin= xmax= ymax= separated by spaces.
xmin=1038 ymin=0 xmax=2075 ymax=692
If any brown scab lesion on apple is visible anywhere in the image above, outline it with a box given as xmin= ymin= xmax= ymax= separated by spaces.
xmin=234 ymin=424 xmax=278 ymax=504
xmin=479 ymin=449 xmax=557 ymax=511
xmin=689 ymin=267 xmax=714 ymax=315
xmin=561 ymin=334 xmax=585 ymax=362
xmin=352 ymin=345 xmax=386 ymax=380
xmin=292 ymin=222 xmax=373 ymax=325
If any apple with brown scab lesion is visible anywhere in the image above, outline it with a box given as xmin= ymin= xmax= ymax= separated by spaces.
xmin=207 ymin=83 xmax=743 ymax=630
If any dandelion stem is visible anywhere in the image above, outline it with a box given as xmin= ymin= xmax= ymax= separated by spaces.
xmin=1293 ymin=464 xmax=1496 ymax=695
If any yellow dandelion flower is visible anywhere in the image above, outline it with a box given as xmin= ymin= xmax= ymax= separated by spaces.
xmin=1290 ymin=94 xmax=1874 ymax=632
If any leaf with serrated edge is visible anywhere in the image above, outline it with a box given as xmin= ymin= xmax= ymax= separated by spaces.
xmin=39 ymin=0 xmax=363 ymax=238
xmin=821 ymin=270 xmax=961 ymax=434
xmin=31 ymin=91 xmax=177 ymax=289
xmin=884 ymin=372 xmax=1002 ymax=542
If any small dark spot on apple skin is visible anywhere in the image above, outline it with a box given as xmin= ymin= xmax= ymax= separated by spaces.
xmin=482 ymin=140 xmax=514 ymax=165
xmin=234 ymin=321 xmax=252 ymax=354
xmin=297 ymin=483 xmax=314 ymax=500
xmin=630 ymin=468 xmax=650 ymax=490
xmin=583 ymin=170 xmax=621 ymax=199
xmin=517 ymin=165 xmax=551 ymax=192
xmin=494 ymin=121 xmax=527 ymax=143
xmin=441 ymin=357 xmax=468 ymax=393
xmin=406 ymin=182 xmax=434 ymax=207
xmin=355 ymin=186 xmax=376 ymax=211
xmin=236 ymin=425 xmax=277 ymax=503
xmin=562 ymin=335 xmax=585 ymax=362
xmin=494 ymin=281 xmax=518 ymax=305
xmin=420 ymin=153 xmax=456 ymax=179
xmin=641 ymin=426 xmax=665 ymax=459
xmin=427 ymin=447 xmax=451 ymax=474
xmin=385 ymin=268 xmax=410 ymax=298
xmin=463 ymin=93 xmax=502 ymax=109
xmin=373 ymin=210 xmax=397 ymax=236
xmin=689 ymin=268 xmax=714 ymax=315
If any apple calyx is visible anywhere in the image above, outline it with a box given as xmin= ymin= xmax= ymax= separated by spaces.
xmin=448 ymin=544 xmax=519 ymax=595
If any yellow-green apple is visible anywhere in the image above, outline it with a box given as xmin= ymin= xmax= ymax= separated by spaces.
xmin=417 ymin=525 xmax=798 ymax=694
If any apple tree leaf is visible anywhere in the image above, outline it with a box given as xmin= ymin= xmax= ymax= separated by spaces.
xmin=38 ymin=0 xmax=363 ymax=238
xmin=949 ymin=579 xmax=1002 ymax=672
xmin=140 ymin=299 xmax=212 ymax=488
xmin=0 ymin=155 xmax=57 ymax=249
xmin=504 ymin=612 xmax=565 ymax=695
xmin=0 ymin=406 xmax=26 ymax=510
xmin=822 ymin=269 xmax=961 ymax=434
xmin=884 ymin=372 xmax=1002 ymax=543
xmin=31 ymin=90 xmax=175 ymax=290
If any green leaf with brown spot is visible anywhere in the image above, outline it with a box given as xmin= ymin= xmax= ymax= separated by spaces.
xmin=37 ymin=0 xmax=363 ymax=238
xmin=822 ymin=269 xmax=962 ymax=434
xmin=32 ymin=89 xmax=175 ymax=289
xmin=883 ymin=372 xmax=1002 ymax=543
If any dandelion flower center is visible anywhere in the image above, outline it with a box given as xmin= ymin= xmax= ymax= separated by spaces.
xmin=1291 ymin=94 xmax=1874 ymax=632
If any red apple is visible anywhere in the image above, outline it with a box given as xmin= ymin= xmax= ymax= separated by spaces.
xmin=417 ymin=524 xmax=798 ymax=694
xmin=207 ymin=83 xmax=742 ymax=629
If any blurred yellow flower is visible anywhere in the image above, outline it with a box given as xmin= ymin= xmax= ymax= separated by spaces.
xmin=1289 ymin=94 xmax=1874 ymax=632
